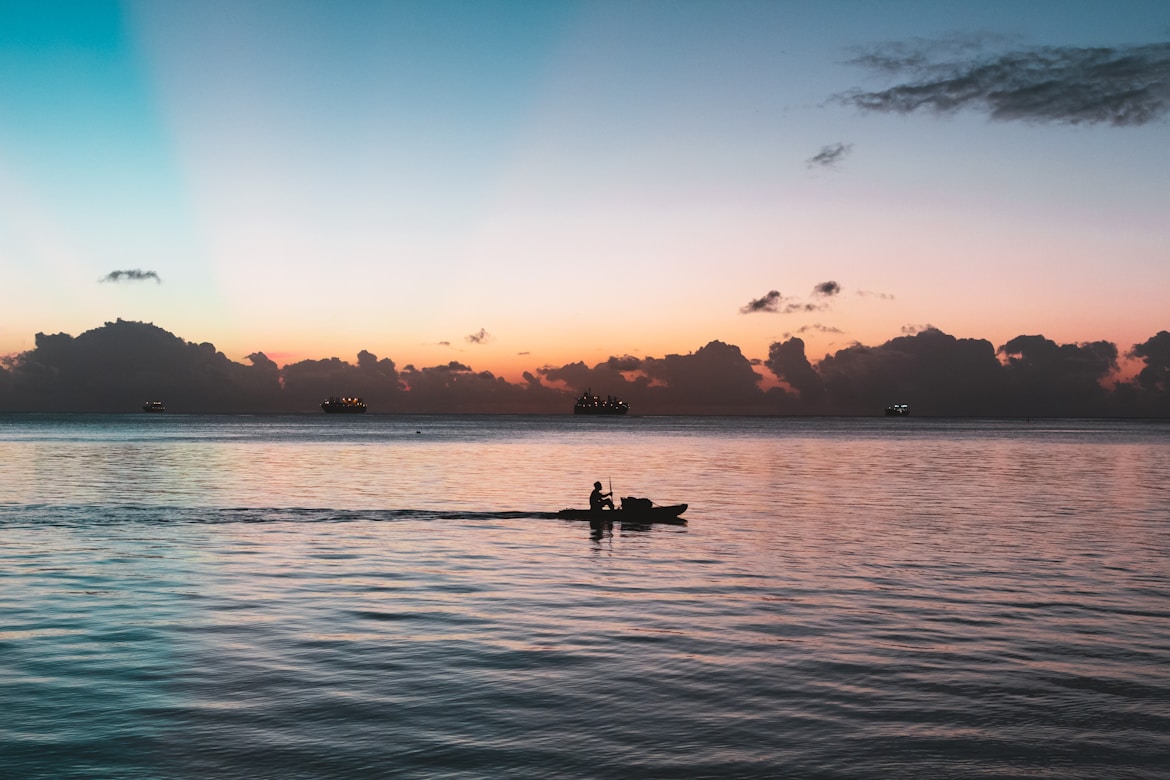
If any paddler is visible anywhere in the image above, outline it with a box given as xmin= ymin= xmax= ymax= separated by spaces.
xmin=589 ymin=481 xmax=615 ymax=511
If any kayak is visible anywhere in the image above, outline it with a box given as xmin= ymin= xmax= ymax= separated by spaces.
xmin=556 ymin=503 xmax=687 ymax=524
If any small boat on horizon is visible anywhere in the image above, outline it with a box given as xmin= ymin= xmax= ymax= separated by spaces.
xmin=322 ymin=396 xmax=367 ymax=413
xmin=574 ymin=388 xmax=630 ymax=415
xmin=885 ymin=403 xmax=910 ymax=416
xmin=142 ymin=401 xmax=165 ymax=412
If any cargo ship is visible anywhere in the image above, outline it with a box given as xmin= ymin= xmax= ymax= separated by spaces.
xmin=321 ymin=396 xmax=367 ymax=413
xmin=573 ymin=388 xmax=629 ymax=415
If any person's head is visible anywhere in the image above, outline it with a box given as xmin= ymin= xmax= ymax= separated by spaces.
xmin=594 ymin=481 xmax=602 ymax=489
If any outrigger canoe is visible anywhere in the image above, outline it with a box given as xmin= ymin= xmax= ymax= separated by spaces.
xmin=556 ymin=501 xmax=687 ymax=524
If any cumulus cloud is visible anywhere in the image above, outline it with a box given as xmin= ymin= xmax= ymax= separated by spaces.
xmin=100 ymin=269 xmax=161 ymax=283
xmin=813 ymin=281 xmax=841 ymax=297
xmin=999 ymin=335 xmax=1120 ymax=414
xmin=767 ymin=337 xmax=825 ymax=403
xmin=0 ymin=320 xmax=278 ymax=412
xmin=1129 ymin=331 xmax=1170 ymax=392
xmin=637 ymin=341 xmax=767 ymax=410
xmin=837 ymin=38 xmax=1170 ymax=126
xmin=465 ymin=328 xmax=493 ymax=345
xmin=807 ymin=142 xmax=853 ymax=168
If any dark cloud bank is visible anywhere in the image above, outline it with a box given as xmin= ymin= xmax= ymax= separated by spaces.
xmin=1 ymin=320 xmax=1168 ymax=416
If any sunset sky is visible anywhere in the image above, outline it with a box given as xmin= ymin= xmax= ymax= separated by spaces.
xmin=2 ymin=0 xmax=1167 ymax=381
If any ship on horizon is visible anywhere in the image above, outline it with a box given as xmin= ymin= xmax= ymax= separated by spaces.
xmin=574 ymin=388 xmax=630 ymax=415
xmin=321 ymin=396 xmax=367 ymax=413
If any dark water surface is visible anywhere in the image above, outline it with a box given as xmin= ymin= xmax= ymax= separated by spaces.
xmin=1 ymin=414 xmax=1168 ymax=778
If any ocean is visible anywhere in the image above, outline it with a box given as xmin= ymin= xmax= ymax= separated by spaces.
xmin=1 ymin=414 xmax=1167 ymax=779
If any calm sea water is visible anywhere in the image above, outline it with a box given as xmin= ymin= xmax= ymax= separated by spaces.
xmin=1 ymin=414 xmax=1168 ymax=779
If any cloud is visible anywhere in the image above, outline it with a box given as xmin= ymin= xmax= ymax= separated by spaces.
xmin=998 ymin=335 xmax=1120 ymax=413
xmin=764 ymin=327 xmax=1163 ymax=416
xmin=425 ymin=361 xmax=471 ymax=374
xmin=637 ymin=341 xmax=768 ymax=410
xmin=811 ymin=328 xmax=1009 ymax=414
xmin=786 ymin=302 xmax=827 ymax=313
xmin=465 ymin=328 xmax=493 ymax=345
xmin=807 ymin=142 xmax=853 ymax=168
xmin=837 ymin=39 xmax=1170 ymax=126
xmin=740 ymin=291 xmax=828 ymax=315
xmin=785 ymin=324 xmax=845 ymax=337
xmin=398 ymin=360 xmax=563 ymax=412
xmin=766 ymin=337 xmax=825 ymax=403
xmin=1128 ymin=331 xmax=1170 ymax=392
xmin=0 ymin=320 xmax=279 ymax=412
xmin=741 ymin=290 xmax=783 ymax=313
xmin=743 ymin=284 xmax=844 ymax=315
xmin=542 ymin=341 xmax=775 ymax=414
xmin=100 ymin=269 xmax=161 ymax=283
xmin=843 ymin=32 xmax=1017 ymax=75
xmin=901 ymin=323 xmax=935 ymax=335
xmin=605 ymin=355 xmax=643 ymax=372
xmin=857 ymin=289 xmax=895 ymax=300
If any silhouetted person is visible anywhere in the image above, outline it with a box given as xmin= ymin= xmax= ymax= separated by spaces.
xmin=590 ymin=481 xmax=614 ymax=511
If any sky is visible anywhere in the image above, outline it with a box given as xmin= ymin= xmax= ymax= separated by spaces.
xmin=1 ymin=0 xmax=1168 ymax=385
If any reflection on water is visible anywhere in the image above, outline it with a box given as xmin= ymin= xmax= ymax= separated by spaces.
xmin=0 ymin=415 xmax=1168 ymax=778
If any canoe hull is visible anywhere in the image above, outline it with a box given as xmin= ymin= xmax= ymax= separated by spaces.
xmin=556 ymin=504 xmax=687 ymax=524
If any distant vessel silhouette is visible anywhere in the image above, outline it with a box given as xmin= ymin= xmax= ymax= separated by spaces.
xmin=885 ymin=403 xmax=909 ymax=416
xmin=321 ymin=396 xmax=367 ymax=413
xmin=142 ymin=401 xmax=165 ymax=412
xmin=573 ymin=388 xmax=629 ymax=415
